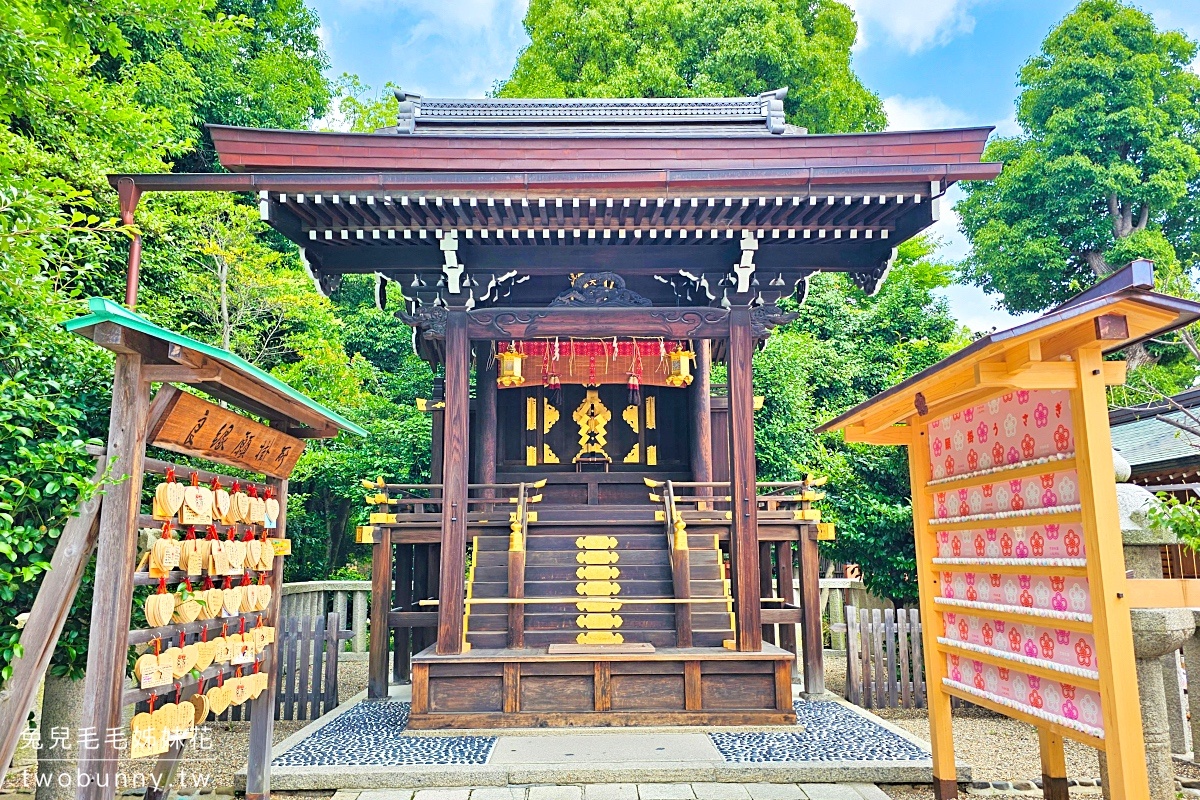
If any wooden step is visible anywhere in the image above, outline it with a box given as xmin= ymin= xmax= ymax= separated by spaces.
xmin=473 ymin=564 xmax=673 ymax=583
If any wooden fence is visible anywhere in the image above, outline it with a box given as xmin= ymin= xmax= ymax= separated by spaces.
xmin=214 ymin=612 xmax=352 ymax=722
xmin=845 ymin=606 xmax=926 ymax=709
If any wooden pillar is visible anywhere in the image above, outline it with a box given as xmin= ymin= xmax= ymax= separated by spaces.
xmin=776 ymin=540 xmax=799 ymax=679
xmin=245 ymin=468 xmax=288 ymax=800
xmin=368 ymin=533 xmax=392 ymax=699
xmin=907 ymin=419 xmax=957 ymax=800
xmin=475 ymin=342 xmax=497 ymax=488
xmin=1070 ymin=346 xmax=1149 ymax=797
xmin=393 ymin=543 xmax=413 ymax=682
xmin=117 ymin=178 xmax=142 ymax=309
xmin=690 ymin=339 xmax=713 ymax=484
xmin=1038 ymin=729 xmax=1069 ymax=800
xmin=797 ymin=529 xmax=825 ymax=696
xmin=760 ymin=541 xmax=776 ymax=645
xmin=78 ymin=348 xmax=149 ymax=800
xmin=437 ymin=309 xmax=470 ymax=654
xmin=727 ymin=308 xmax=762 ymax=652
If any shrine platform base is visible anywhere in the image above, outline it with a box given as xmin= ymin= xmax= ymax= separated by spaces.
xmin=409 ymin=645 xmax=796 ymax=730
xmin=244 ymin=684 xmax=970 ymax=791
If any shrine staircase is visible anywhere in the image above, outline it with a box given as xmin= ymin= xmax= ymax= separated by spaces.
xmin=465 ymin=500 xmax=734 ymax=651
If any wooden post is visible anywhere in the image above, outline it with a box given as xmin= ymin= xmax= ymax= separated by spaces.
xmin=475 ymin=342 xmax=497 ymax=488
xmin=1070 ymin=346 xmax=1149 ymax=797
xmin=776 ymin=540 xmax=799 ymax=680
xmin=798 ymin=529 xmax=825 ymax=696
xmin=393 ymin=543 xmax=413 ymax=682
xmin=760 ymin=541 xmax=776 ymax=644
xmin=1038 ymin=728 xmax=1069 ymax=800
xmin=117 ymin=177 xmax=142 ymax=309
xmin=77 ymin=350 xmax=149 ymax=800
xmin=244 ymin=468 xmax=288 ymax=800
xmin=727 ymin=308 xmax=762 ymax=652
xmin=437 ymin=309 xmax=470 ymax=654
xmin=690 ymin=339 xmax=713 ymax=485
xmin=0 ymin=460 xmax=104 ymax=785
xmin=907 ymin=419 xmax=957 ymax=799
xmin=368 ymin=532 xmax=392 ymax=699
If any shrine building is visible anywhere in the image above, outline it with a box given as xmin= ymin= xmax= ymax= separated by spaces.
xmin=113 ymin=89 xmax=1001 ymax=728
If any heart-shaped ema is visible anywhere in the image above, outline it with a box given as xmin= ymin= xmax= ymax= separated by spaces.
xmin=181 ymin=486 xmax=213 ymax=526
xmin=206 ymin=684 xmax=231 ymax=715
xmin=206 ymin=540 xmax=229 ymax=575
xmin=211 ymin=636 xmax=230 ymax=664
xmin=257 ymin=585 xmax=273 ymax=610
xmin=198 ymin=589 xmax=224 ymax=620
xmin=172 ymin=595 xmax=201 ymax=624
xmin=182 ymin=540 xmax=206 ymax=576
xmin=129 ymin=711 xmax=162 ymax=759
xmin=256 ymin=544 xmax=274 ymax=571
xmin=225 ymin=541 xmax=247 ymax=572
xmin=176 ymin=643 xmax=200 ymax=678
xmin=144 ymin=593 xmax=176 ymax=628
xmin=150 ymin=538 xmax=182 ymax=576
xmin=152 ymin=702 xmax=178 ymax=744
xmin=212 ymin=488 xmax=231 ymax=520
xmin=247 ymin=496 xmax=266 ymax=526
xmin=188 ymin=692 xmax=210 ymax=725
xmin=248 ymin=672 xmax=267 ymax=700
xmin=232 ymin=491 xmax=251 ymax=523
xmin=226 ymin=633 xmax=245 ymax=658
xmin=264 ymin=497 xmax=280 ymax=523
xmin=133 ymin=653 xmax=159 ymax=681
xmin=242 ymin=586 xmax=261 ymax=613
xmin=195 ymin=640 xmax=216 ymax=671
xmin=251 ymin=626 xmax=269 ymax=652
xmin=173 ymin=700 xmax=196 ymax=740
xmin=230 ymin=677 xmax=250 ymax=706
xmin=222 ymin=586 xmax=244 ymax=615
xmin=246 ymin=539 xmax=262 ymax=567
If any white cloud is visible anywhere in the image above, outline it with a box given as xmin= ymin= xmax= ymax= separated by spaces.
xmin=883 ymin=95 xmax=973 ymax=131
xmin=845 ymin=0 xmax=986 ymax=53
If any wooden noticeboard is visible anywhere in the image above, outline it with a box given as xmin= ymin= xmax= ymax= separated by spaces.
xmin=147 ymin=386 xmax=305 ymax=478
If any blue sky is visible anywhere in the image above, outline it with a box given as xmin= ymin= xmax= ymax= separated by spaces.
xmin=307 ymin=0 xmax=1200 ymax=332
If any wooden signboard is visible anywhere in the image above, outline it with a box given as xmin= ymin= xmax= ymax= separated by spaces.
xmin=147 ymin=386 xmax=305 ymax=478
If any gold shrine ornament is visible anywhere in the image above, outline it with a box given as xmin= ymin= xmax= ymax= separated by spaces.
xmin=496 ymin=348 xmax=526 ymax=387
xmin=665 ymin=348 xmax=695 ymax=387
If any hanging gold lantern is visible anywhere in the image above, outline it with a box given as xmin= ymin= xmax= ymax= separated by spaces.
xmin=497 ymin=346 xmax=527 ymax=387
xmin=664 ymin=346 xmax=694 ymax=388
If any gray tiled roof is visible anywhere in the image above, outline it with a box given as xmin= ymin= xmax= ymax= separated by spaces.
xmin=1110 ymin=411 xmax=1200 ymax=469
xmin=391 ymin=89 xmax=795 ymax=136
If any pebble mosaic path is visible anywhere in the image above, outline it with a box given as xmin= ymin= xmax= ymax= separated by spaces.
xmin=273 ymin=700 xmax=930 ymax=768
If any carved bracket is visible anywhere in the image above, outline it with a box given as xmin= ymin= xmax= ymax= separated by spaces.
xmin=552 ymin=272 xmax=652 ymax=307
xmin=397 ymin=303 xmax=447 ymax=340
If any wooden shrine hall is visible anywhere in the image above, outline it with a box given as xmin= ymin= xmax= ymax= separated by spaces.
xmin=111 ymin=89 xmax=1002 ymax=728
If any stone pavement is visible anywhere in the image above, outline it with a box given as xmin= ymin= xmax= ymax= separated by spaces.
xmin=330 ymin=783 xmax=891 ymax=800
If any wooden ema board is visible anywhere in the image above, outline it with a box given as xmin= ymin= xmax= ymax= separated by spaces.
xmin=148 ymin=386 xmax=305 ymax=479
xmin=911 ymin=381 xmax=1146 ymax=799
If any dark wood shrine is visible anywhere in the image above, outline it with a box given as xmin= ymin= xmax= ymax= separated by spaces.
xmin=111 ymin=90 xmax=1000 ymax=727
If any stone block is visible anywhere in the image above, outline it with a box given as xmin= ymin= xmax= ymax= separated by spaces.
xmin=413 ymin=790 xmax=471 ymax=800
xmin=583 ymin=785 xmax=639 ymax=800
xmin=528 ymin=787 xmax=584 ymax=800
xmin=470 ymin=789 xmax=527 ymax=800
xmin=745 ymin=786 xmax=808 ymax=800
xmin=637 ymin=785 xmax=695 ymax=800
xmin=687 ymin=784 xmax=751 ymax=800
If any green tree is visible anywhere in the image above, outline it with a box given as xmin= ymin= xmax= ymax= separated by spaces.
xmin=958 ymin=1 xmax=1200 ymax=334
xmin=752 ymin=238 xmax=967 ymax=603
xmin=497 ymin=0 xmax=885 ymax=133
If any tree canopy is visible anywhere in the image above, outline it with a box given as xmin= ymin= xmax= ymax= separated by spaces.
xmin=497 ymin=0 xmax=886 ymax=133
xmin=958 ymin=1 xmax=1200 ymax=317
